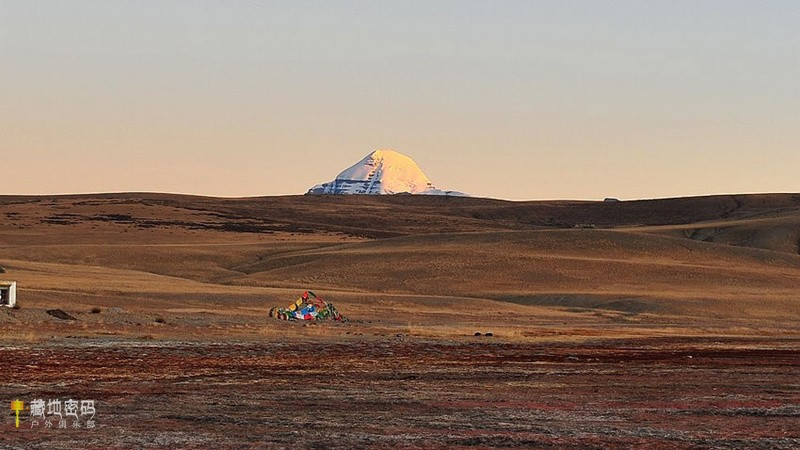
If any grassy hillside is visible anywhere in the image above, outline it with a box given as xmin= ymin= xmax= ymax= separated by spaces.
xmin=1 ymin=193 xmax=799 ymax=323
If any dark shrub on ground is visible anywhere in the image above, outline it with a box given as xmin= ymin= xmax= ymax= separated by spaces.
xmin=46 ymin=309 xmax=77 ymax=320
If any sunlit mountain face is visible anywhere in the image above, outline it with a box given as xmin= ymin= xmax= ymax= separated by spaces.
xmin=307 ymin=149 xmax=467 ymax=196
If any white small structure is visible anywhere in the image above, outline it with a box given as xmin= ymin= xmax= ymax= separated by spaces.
xmin=0 ymin=281 xmax=17 ymax=308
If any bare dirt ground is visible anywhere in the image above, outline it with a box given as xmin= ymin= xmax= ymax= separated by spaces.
xmin=1 ymin=193 xmax=800 ymax=448
xmin=1 ymin=336 xmax=798 ymax=449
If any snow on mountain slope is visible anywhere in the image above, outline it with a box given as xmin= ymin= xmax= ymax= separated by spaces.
xmin=307 ymin=149 xmax=467 ymax=196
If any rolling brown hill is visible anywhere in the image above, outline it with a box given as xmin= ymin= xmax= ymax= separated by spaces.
xmin=3 ymin=191 xmax=800 ymax=242
xmin=1 ymin=192 xmax=799 ymax=326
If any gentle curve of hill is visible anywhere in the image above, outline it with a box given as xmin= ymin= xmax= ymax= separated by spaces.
xmin=1 ymin=192 xmax=799 ymax=321
xmin=3 ymin=192 xmax=799 ymax=250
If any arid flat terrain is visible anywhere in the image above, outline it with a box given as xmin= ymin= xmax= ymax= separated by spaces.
xmin=1 ymin=193 xmax=799 ymax=448
xmin=2 ymin=337 xmax=799 ymax=449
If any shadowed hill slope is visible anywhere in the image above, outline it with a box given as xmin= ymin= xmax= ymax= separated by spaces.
xmin=1 ymin=193 xmax=799 ymax=320
xmin=219 ymin=229 xmax=800 ymax=318
xmin=2 ymin=192 xmax=800 ymax=245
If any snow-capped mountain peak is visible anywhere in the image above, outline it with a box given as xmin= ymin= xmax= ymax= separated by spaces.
xmin=307 ymin=149 xmax=466 ymax=196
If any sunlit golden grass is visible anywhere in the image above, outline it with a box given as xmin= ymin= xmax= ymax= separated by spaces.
xmin=1 ymin=193 xmax=800 ymax=342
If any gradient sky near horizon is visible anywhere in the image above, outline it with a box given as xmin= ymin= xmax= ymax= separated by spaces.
xmin=1 ymin=1 xmax=798 ymax=200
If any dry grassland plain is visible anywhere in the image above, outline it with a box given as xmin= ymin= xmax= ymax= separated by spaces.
xmin=1 ymin=193 xmax=799 ymax=448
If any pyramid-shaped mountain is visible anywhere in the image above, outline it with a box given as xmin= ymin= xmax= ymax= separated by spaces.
xmin=307 ymin=149 xmax=466 ymax=196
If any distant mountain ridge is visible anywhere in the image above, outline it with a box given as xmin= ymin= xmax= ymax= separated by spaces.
xmin=307 ymin=149 xmax=467 ymax=196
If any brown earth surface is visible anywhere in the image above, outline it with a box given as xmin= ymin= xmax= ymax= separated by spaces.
xmin=1 ymin=337 xmax=798 ymax=449
xmin=1 ymin=193 xmax=799 ymax=448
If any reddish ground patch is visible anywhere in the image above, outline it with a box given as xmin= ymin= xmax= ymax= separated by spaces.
xmin=1 ymin=336 xmax=798 ymax=448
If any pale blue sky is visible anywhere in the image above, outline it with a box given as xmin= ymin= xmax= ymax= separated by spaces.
xmin=1 ymin=1 xmax=798 ymax=199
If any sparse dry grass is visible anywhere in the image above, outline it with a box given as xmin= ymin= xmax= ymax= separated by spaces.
xmin=2 ymin=193 xmax=800 ymax=448
xmin=0 ymin=192 xmax=799 ymax=341
xmin=3 ymin=329 xmax=40 ymax=343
